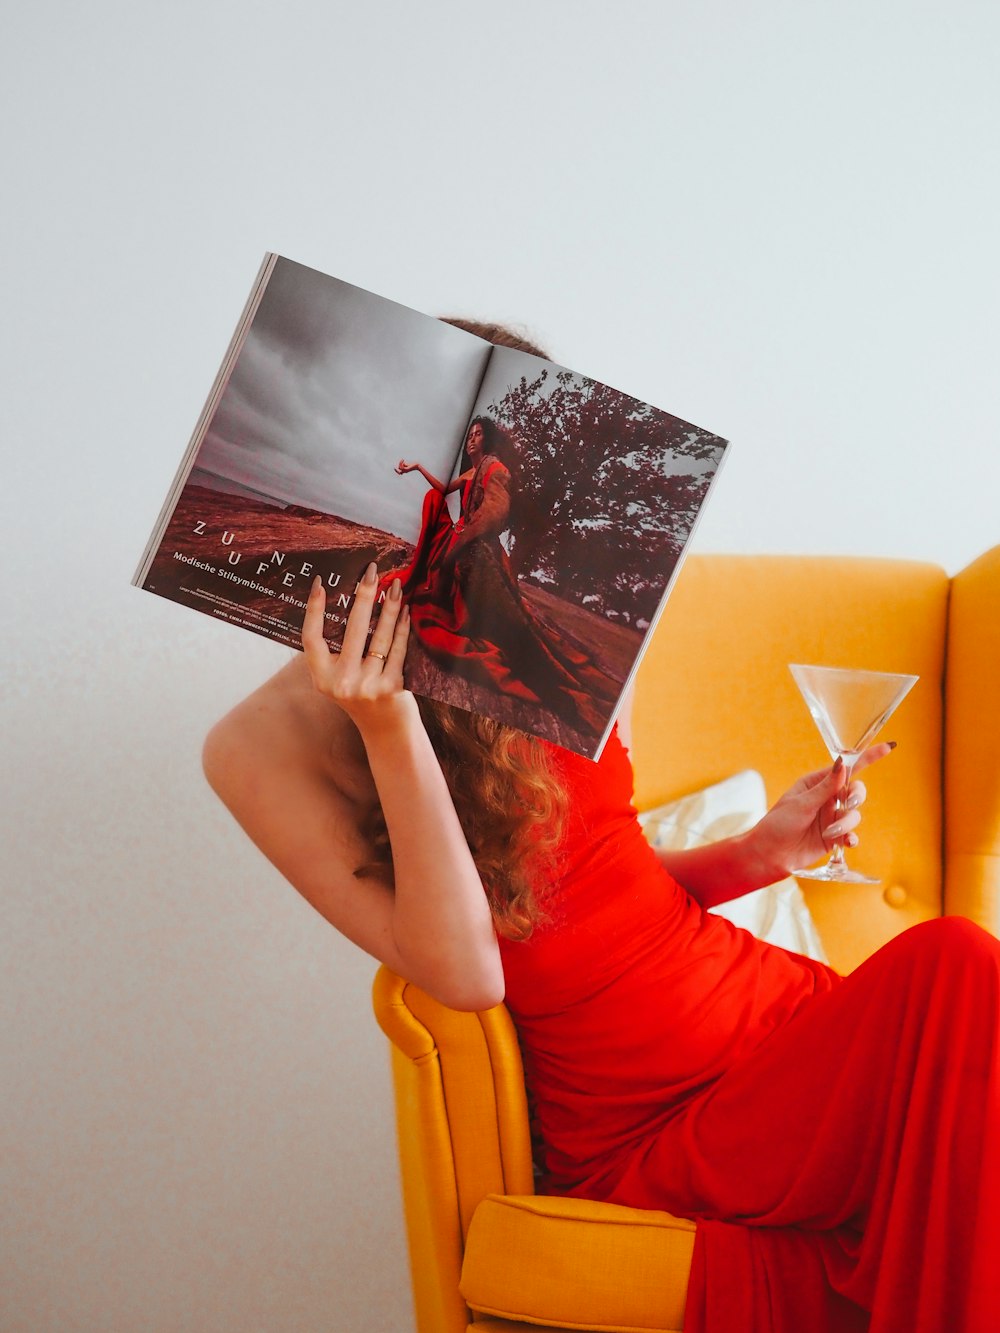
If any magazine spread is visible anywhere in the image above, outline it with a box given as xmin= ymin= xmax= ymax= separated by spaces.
xmin=134 ymin=254 xmax=729 ymax=757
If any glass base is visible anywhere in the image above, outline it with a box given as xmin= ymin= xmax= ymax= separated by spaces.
xmin=792 ymin=863 xmax=880 ymax=885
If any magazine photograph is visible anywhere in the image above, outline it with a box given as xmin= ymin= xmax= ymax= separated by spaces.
xmin=135 ymin=255 xmax=729 ymax=755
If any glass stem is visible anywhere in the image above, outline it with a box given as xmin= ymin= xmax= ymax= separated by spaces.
xmin=828 ymin=756 xmax=853 ymax=867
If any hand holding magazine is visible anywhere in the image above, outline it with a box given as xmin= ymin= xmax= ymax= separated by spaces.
xmin=134 ymin=255 xmax=729 ymax=756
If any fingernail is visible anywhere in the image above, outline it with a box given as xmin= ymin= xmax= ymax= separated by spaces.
xmin=845 ymin=795 xmax=860 ymax=810
xmin=824 ymin=821 xmax=844 ymax=838
xmin=389 ymin=578 xmax=402 ymax=602
xmin=400 ymin=603 xmax=410 ymax=623
xmin=364 ymin=562 xmax=377 ymax=585
xmin=886 ymin=741 xmax=897 ymax=750
xmin=311 ymin=575 xmax=322 ymax=594
xmin=833 ymin=756 xmax=843 ymax=773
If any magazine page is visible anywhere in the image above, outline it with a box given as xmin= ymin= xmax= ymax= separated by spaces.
xmin=134 ymin=256 xmax=491 ymax=651
xmin=393 ymin=343 xmax=728 ymax=756
xmin=135 ymin=254 xmax=278 ymax=563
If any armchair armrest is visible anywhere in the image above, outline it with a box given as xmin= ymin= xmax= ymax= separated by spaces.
xmin=461 ymin=1193 xmax=695 ymax=1333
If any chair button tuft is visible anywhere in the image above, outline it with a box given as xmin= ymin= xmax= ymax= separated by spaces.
xmin=883 ymin=884 xmax=907 ymax=908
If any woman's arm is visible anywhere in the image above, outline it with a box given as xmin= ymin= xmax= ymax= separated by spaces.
xmin=395 ymin=459 xmax=465 ymax=495
xmin=203 ymin=568 xmax=504 ymax=1011
xmin=616 ymin=686 xmax=892 ymax=908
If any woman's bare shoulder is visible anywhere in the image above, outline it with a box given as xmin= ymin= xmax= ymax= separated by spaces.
xmin=201 ymin=656 xmax=405 ymax=962
xmin=203 ymin=655 xmax=375 ymax=807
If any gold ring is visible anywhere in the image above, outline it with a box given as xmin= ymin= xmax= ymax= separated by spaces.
xmin=368 ymin=651 xmax=388 ymax=661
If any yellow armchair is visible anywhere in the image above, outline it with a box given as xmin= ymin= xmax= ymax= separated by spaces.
xmin=373 ymin=548 xmax=1000 ymax=1333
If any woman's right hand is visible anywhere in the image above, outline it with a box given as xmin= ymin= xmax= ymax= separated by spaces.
xmin=301 ymin=564 xmax=414 ymax=733
xmin=395 ymin=459 xmax=417 ymax=474
xmin=746 ymin=744 xmax=894 ymax=882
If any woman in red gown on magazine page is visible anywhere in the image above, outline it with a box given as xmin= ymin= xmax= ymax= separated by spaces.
xmin=203 ymin=321 xmax=1000 ymax=1333
xmin=386 ymin=413 xmax=619 ymax=738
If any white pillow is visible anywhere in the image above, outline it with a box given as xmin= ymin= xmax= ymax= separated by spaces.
xmin=637 ymin=769 xmax=828 ymax=963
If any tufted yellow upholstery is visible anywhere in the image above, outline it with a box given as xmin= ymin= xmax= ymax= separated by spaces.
xmin=373 ymin=549 xmax=1000 ymax=1333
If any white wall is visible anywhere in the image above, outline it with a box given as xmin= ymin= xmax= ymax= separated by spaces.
xmin=3 ymin=3 xmax=997 ymax=1330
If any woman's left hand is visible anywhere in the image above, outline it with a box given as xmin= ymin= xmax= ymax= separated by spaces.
xmin=748 ymin=743 xmax=896 ymax=881
xmin=301 ymin=567 xmax=413 ymax=735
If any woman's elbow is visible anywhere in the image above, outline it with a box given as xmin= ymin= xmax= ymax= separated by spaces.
xmin=415 ymin=957 xmax=506 ymax=1013
xmin=201 ymin=720 xmax=231 ymax=795
xmin=442 ymin=978 xmax=506 ymax=1013
xmin=202 ymin=715 xmax=249 ymax=804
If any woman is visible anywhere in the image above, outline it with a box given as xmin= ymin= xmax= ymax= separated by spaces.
xmin=203 ymin=327 xmax=1000 ymax=1333
xmin=388 ymin=413 xmax=619 ymax=738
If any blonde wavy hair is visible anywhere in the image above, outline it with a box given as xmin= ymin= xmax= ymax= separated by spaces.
xmin=354 ymin=318 xmax=568 ymax=939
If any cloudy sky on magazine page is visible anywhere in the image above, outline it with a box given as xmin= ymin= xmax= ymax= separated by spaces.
xmin=195 ymin=259 xmax=490 ymax=539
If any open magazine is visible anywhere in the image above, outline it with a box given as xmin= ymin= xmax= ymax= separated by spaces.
xmin=134 ymin=254 xmax=729 ymax=757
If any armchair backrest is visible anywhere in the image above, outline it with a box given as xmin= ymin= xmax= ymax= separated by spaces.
xmin=372 ymin=967 xmax=534 ymax=1333
xmin=631 ymin=553 xmax=952 ymax=973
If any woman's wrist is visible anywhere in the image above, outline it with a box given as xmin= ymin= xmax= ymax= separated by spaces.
xmin=735 ymin=826 xmax=789 ymax=890
xmin=345 ymin=691 xmax=422 ymax=745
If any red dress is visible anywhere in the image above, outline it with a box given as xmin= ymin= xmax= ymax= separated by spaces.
xmin=385 ymin=458 xmax=619 ymax=736
xmin=498 ymin=731 xmax=1000 ymax=1333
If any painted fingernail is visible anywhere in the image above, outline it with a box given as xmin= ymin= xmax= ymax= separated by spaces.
xmin=363 ymin=562 xmax=377 ymax=585
xmin=824 ymin=821 xmax=845 ymax=837
xmin=886 ymin=741 xmax=897 ymax=750
xmin=833 ymin=756 xmax=844 ymax=773
xmin=389 ymin=578 xmax=402 ymax=602
xmin=845 ymin=795 xmax=860 ymax=810
xmin=311 ymin=575 xmax=322 ymax=594
xmin=400 ymin=603 xmax=410 ymax=623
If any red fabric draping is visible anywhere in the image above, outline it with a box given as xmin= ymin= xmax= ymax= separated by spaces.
xmin=499 ymin=732 xmax=1000 ymax=1331
xmin=384 ymin=459 xmax=618 ymax=735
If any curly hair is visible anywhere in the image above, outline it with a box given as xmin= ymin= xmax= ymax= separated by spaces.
xmin=356 ymin=697 xmax=567 ymax=939
xmin=354 ymin=318 xmax=568 ymax=939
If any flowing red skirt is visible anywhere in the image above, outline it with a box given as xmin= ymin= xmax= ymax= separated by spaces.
xmin=636 ymin=918 xmax=1000 ymax=1333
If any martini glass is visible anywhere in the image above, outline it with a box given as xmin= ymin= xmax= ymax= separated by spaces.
xmin=789 ymin=663 xmax=918 ymax=883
